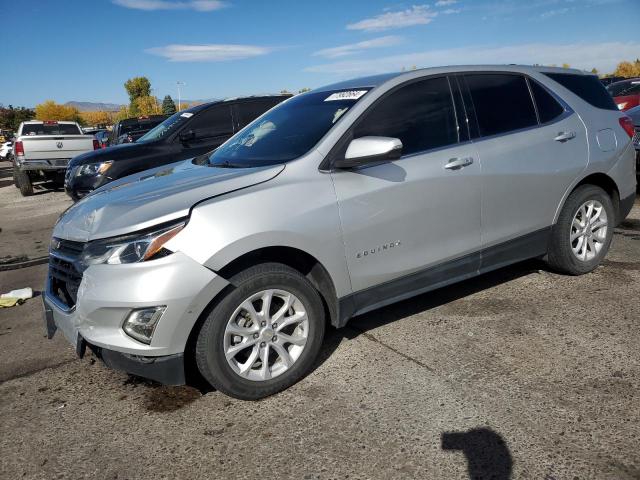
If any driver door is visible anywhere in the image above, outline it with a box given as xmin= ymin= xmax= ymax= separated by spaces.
xmin=330 ymin=76 xmax=482 ymax=310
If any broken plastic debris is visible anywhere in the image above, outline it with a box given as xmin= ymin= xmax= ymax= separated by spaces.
xmin=0 ymin=287 xmax=33 ymax=307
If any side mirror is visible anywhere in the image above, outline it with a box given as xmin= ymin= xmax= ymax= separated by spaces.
xmin=179 ymin=129 xmax=196 ymax=143
xmin=334 ymin=136 xmax=402 ymax=169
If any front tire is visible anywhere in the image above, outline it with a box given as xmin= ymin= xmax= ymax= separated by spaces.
xmin=547 ymin=185 xmax=614 ymax=275
xmin=195 ymin=263 xmax=326 ymax=400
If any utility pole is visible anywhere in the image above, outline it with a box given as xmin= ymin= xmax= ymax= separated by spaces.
xmin=176 ymin=81 xmax=185 ymax=110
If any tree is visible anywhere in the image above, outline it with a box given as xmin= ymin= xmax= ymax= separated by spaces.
xmin=35 ymin=100 xmax=81 ymax=122
xmin=0 ymin=105 xmax=35 ymax=131
xmin=134 ymin=96 xmax=161 ymax=115
xmin=591 ymin=68 xmax=599 ymax=75
xmin=562 ymin=63 xmax=571 ymax=69
xmin=124 ymin=76 xmax=152 ymax=116
xmin=298 ymin=88 xmax=311 ymax=94
xmin=115 ymin=106 xmax=131 ymax=121
xmin=80 ymin=110 xmax=115 ymax=127
xmin=162 ymin=95 xmax=177 ymax=115
xmin=613 ymin=59 xmax=640 ymax=78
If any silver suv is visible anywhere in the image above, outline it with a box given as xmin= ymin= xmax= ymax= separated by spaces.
xmin=44 ymin=66 xmax=637 ymax=399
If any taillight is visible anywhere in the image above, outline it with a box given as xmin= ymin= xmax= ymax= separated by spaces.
xmin=619 ymin=116 xmax=635 ymax=139
xmin=14 ymin=141 xmax=24 ymax=156
xmin=93 ymin=139 xmax=100 ymax=150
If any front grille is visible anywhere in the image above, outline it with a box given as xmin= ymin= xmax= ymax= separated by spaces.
xmin=633 ymin=127 xmax=640 ymax=148
xmin=49 ymin=239 xmax=85 ymax=309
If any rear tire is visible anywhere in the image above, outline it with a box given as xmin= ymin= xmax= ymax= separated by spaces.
xmin=15 ymin=168 xmax=33 ymax=196
xmin=547 ymin=185 xmax=614 ymax=275
xmin=195 ymin=263 xmax=325 ymax=400
xmin=12 ymin=164 xmax=19 ymax=188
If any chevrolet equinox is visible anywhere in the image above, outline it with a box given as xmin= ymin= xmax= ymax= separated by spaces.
xmin=44 ymin=66 xmax=637 ymax=399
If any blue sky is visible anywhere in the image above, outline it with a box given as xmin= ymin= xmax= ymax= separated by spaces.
xmin=1 ymin=0 xmax=639 ymax=107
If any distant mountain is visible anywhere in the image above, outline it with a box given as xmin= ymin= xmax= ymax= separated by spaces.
xmin=65 ymin=101 xmax=123 ymax=112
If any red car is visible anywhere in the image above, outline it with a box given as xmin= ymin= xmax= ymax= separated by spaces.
xmin=606 ymin=78 xmax=640 ymax=111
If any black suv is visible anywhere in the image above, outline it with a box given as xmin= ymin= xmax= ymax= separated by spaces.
xmin=65 ymin=95 xmax=290 ymax=199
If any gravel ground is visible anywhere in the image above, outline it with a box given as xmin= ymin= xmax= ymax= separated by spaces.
xmin=0 ymin=163 xmax=639 ymax=479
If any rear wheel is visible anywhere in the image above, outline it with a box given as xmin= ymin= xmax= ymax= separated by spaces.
xmin=12 ymin=164 xmax=19 ymax=188
xmin=547 ymin=185 xmax=614 ymax=275
xmin=14 ymin=168 xmax=33 ymax=196
xmin=195 ymin=263 xmax=325 ymax=400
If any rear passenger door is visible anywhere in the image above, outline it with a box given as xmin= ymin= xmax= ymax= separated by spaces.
xmin=178 ymin=105 xmax=234 ymax=159
xmin=331 ymin=76 xmax=482 ymax=299
xmin=460 ymin=73 xmax=588 ymax=260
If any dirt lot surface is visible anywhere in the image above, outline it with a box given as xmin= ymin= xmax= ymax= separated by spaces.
xmin=1 ymin=163 xmax=639 ymax=479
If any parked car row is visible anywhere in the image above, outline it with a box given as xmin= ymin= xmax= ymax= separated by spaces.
xmin=42 ymin=65 xmax=636 ymax=400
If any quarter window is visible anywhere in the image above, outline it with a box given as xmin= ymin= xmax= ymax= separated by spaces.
xmin=530 ymin=80 xmax=565 ymax=123
xmin=354 ymin=77 xmax=459 ymax=155
xmin=236 ymin=99 xmax=283 ymax=128
xmin=544 ymin=73 xmax=618 ymax=111
xmin=464 ymin=74 xmax=538 ymax=137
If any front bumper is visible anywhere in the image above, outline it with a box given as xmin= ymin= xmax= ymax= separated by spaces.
xmin=43 ymin=251 xmax=230 ymax=384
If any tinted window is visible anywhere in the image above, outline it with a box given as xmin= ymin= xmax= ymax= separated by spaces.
xmin=236 ymin=99 xmax=283 ymax=128
xmin=21 ymin=123 xmax=81 ymax=135
xmin=544 ymin=73 xmax=618 ymax=111
xmin=137 ymin=111 xmax=191 ymax=143
xmin=187 ymin=105 xmax=233 ymax=139
xmin=465 ymin=74 xmax=537 ymax=137
xmin=354 ymin=77 xmax=458 ymax=155
xmin=208 ymin=89 xmax=369 ymax=167
xmin=530 ymin=80 xmax=565 ymax=123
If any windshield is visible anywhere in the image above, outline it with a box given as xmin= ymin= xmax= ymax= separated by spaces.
xmin=208 ymin=89 xmax=370 ymax=167
xmin=607 ymin=81 xmax=640 ymax=97
xmin=137 ymin=111 xmax=192 ymax=143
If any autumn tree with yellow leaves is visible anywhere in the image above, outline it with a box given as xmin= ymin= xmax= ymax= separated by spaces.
xmin=34 ymin=100 xmax=82 ymax=122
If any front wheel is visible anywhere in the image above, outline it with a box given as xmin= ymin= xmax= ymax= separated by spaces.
xmin=547 ymin=185 xmax=614 ymax=275
xmin=195 ymin=263 xmax=326 ymax=400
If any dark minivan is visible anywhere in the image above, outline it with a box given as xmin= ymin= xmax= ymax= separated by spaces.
xmin=108 ymin=115 xmax=168 ymax=145
xmin=65 ymin=95 xmax=291 ymax=199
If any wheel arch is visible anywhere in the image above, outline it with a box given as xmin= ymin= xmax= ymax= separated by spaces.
xmin=183 ymin=245 xmax=341 ymax=387
xmin=554 ymin=172 xmax=621 ymax=225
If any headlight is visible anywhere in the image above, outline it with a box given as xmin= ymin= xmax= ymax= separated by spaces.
xmin=75 ymin=221 xmax=185 ymax=272
xmin=75 ymin=160 xmax=113 ymax=177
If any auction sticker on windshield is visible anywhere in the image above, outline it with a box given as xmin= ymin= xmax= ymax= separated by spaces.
xmin=324 ymin=90 xmax=368 ymax=102
xmin=181 ymin=112 xmax=194 ymax=118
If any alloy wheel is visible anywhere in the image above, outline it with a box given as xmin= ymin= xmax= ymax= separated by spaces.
xmin=570 ymin=199 xmax=608 ymax=262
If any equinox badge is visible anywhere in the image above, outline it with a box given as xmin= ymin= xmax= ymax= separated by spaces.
xmin=356 ymin=241 xmax=401 ymax=259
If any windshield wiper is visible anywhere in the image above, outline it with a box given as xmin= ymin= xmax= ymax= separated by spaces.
xmin=211 ymin=160 xmax=246 ymax=168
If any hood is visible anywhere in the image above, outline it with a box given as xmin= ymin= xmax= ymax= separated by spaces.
xmin=54 ymin=160 xmax=285 ymax=241
xmin=69 ymin=142 xmax=142 ymax=166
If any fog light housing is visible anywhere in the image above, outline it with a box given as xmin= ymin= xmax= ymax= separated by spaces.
xmin=123 ymin=306 xmax=166 ymax=344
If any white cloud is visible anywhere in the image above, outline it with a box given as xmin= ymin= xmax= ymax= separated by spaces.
xmin=112 ymin=0 xmax=225 ymax=12
xmin=347 ymin=5 xmax=438 ymax=32
xmin=305 ymin=42 xmax=640 ymax=76
xmin=313 ymin=36 xmax=403 ymax=59
xmin=435 ymin=0 xmax=457 ymax=6
xmin=146 ymin=44 xmax=272 ymax=62
xmin=540 ymin=7 xmax=570 ymax=18
xmin=442 ymin=8 xmax=461 ymax=14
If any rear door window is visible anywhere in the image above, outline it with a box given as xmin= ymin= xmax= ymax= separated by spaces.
xmin=187 ymin=105 xmax=233 ymax=139
xmin=354 ymin=76 xmax=459 ymax=155
xmin=544 ymin=73 xmax=618 ymax=111
xmin=529 ymin=80 xmax=565 ymax=124
xmin=464 ymin=74 xmax=538 ymax=137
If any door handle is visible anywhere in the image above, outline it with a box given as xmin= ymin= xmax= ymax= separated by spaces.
xmin=444 ymin=157 xmax=474 ymax=170
xmin=554 ymin=131 xmax=576 ymax=142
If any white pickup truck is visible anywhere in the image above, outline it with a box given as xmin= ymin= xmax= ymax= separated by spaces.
xmin=13 ymin=120 xmax=98 ymax=196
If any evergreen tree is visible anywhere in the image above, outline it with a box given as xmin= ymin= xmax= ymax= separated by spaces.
xmin=162 ymin=95 xmax=177 ymax=115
